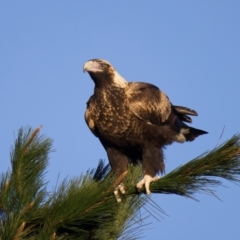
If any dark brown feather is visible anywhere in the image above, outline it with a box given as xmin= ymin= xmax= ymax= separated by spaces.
xmin=173 ymin=105 xmax=198 ymax=123
xmin=173 ymin=105 xmax=198 ymax=116
xmin=126 ymin=82 xmax=171 ymax=124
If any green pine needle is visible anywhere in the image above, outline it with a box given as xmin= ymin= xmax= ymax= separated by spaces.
xmin=1 ymin=127 xmax=240 ymax=239
xmin=132 ymin=134 xmax=240 ymax=199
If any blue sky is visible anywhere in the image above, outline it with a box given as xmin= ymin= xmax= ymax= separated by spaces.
xmin=1 ymin=1 xmax=240 ymax=239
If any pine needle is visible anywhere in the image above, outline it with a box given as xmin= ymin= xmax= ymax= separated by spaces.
xmin=134 ymin=134 xmax=240 ymax=199
xmin=1 ymin=127 xmax=240 ymax=239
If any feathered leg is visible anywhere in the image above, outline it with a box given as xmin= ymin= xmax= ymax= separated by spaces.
xmin=106 ymin=147 xmax=128 ymax=202
xmin=136 ymin=144 xmax=164 ymax=194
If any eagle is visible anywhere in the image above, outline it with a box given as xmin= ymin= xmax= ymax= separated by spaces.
xmin=83 ymin=59 xmax=207 ymax=201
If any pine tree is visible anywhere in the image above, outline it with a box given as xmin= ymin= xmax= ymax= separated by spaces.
xmin=0 ymin=126 xmax=240 ymax=239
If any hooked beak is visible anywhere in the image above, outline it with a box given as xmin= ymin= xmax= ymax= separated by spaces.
xmin=83 ymin=61 xmax=93 ymax=73
xmin=83 ymin=60 xmax=104 ymax=73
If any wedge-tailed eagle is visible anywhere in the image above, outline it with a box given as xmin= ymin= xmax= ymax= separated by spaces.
xmin=83 ymin=59 xmax=207 ymax=201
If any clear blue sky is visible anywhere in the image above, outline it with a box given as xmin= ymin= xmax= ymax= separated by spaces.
xmin=1 ymin=1 xmax=240 ymax=239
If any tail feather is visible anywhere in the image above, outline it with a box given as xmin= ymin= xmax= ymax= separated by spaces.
xmin=170 ymin=105 xmax=207 ymax=142
xmin=184 ymin=126 xmax=208 ymax=141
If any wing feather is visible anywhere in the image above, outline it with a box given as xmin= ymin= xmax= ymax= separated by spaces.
xmin=173 ymin=106 xmax=198 ymax=116
xmin=126 ymin=82 xmax=172 ymax=125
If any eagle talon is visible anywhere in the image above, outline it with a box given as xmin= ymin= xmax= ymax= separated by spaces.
xmin=136 ymin=175 xmax=160 ymax=194
xmin=114 ymin=183 xmax=125 ymax=203
xmin=119 ymin=183 xmax=125 ymax=194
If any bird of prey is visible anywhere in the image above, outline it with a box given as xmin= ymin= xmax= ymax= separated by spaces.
xmin=83 ymin=59 xmax=207 ymax=201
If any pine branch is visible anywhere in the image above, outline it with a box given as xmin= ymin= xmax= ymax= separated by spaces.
xmin=127 ymin=134 xmax=240 ymax=199
xmin=0 ymin=127 xmax=148 ymax=239
xmin=1 ymin=127 xmax=240 ymax=239
xmin=0 ymin=126 xmax=53 ymax=239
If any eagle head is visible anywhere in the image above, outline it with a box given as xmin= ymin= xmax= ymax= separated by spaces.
xmin=83 ymin=59 xmax=127 ymax=88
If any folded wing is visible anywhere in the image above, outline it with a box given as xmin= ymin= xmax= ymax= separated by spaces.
xmin=126 ymin=82 xmax=204 ymax=139
xmin=126 ymin=82 xmax=172 ymax=125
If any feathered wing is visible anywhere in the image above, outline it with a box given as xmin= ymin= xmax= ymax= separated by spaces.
xmin=126 ymin=82 xmax=172 ymax=125
xmin=126 ymin=82 xmax=208 ymax=141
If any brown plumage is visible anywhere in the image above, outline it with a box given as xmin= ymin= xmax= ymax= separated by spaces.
xmin=83 ymin=59 xmax=207 ymax=199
